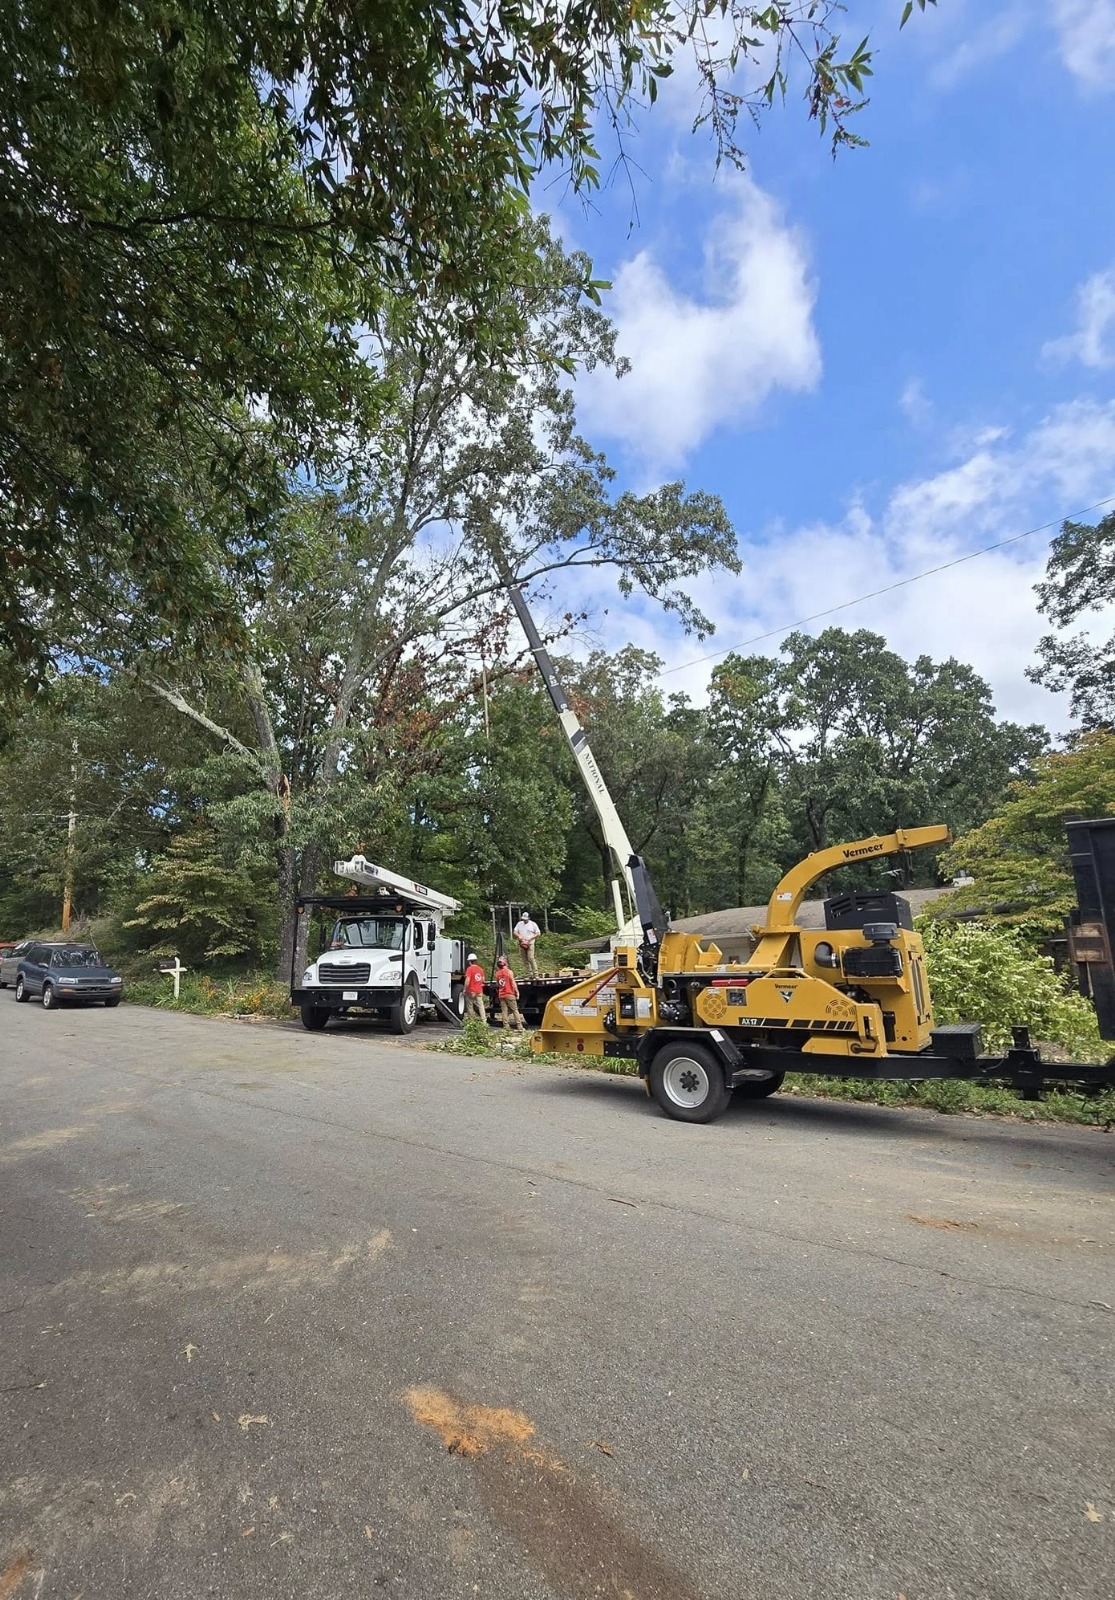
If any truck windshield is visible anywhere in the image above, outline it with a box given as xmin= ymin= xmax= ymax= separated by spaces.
xmin=330 ymin=918 xmax=405 ymax=950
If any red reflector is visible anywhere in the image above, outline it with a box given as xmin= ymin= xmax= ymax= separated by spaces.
xmin=710 ymin=977 xmax=749 ymax=987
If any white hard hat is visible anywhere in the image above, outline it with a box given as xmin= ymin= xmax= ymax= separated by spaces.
xmin=467 ymin=951 xmax=478 ymax=962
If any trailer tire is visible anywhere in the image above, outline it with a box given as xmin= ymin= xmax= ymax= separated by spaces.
xmin=390 ymin=981 xmax=420 ymax=1035
xmin=649 ymin=1040 xmax=732 ymax=1124
xmin=300 ymin=1005 xmax=330 ymax=1032
xmin=733 ymin=1070 xmax=785 ymax=1099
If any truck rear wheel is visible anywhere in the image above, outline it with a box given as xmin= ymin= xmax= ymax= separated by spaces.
xmin=733 ymin=1070 xmax=785 ymax=1099
xmin=649 ymin=1040 xmax=732 ymax=1124
xmin=390 ymin=981 xmax=420 ymax=1035
xmin=300 ymin=1005 xmax=330 ymax=1032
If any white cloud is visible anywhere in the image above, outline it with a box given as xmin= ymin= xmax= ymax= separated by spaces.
xmin=1052 ymin=0 xmax=1115 ymax=88
xmin=928 ymin=5 xmax=1030 ymax=89
xmin=551 ymin=398 xmax=1115 ymax=730
xmin=1043 ymin=265 xmax=1115 ymax=368
xmin=577 ymin=180 xmax=821 ymax=472
xmin=899 ymin=378 xmax=934 ymax=429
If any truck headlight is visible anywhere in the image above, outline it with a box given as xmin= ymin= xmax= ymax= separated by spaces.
xmin=302 ymin=969 xmax=314 ymax=985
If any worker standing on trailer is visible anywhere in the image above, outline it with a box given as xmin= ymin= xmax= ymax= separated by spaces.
xmin=513 ymin=911 xmax=541 ymax=977
xmin=494 ymin=956 xmax=525 ymax=1034
xmin=463 ymin=952 xmax=487 ymax=1023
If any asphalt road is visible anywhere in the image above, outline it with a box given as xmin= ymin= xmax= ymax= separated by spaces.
xmin=1 ymin=1002 xmax=1112 ymax=1600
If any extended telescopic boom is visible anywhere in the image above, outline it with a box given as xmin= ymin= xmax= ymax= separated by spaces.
xmin=503 ymin=577 xmax=638 ymax=935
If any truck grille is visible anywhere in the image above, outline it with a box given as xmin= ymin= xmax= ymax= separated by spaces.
xmin=317 ymin=962 xmax=372 ymax=986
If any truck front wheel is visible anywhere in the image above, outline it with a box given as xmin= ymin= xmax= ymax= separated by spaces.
xmin=390 ymin=981 xmax=420 ymax=1035
xmin=300 ymin=1005 xmax=330 ymax=1032
xmin=649 ymin=1040 xmax=732 ymax=1124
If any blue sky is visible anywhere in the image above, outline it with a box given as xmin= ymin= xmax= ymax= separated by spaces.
xmin=538 ymin=0 xmax=1115 ymax=731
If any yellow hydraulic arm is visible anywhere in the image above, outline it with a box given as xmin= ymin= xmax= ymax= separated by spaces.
xmin=749 ymin=825 xmax=951 ymax=971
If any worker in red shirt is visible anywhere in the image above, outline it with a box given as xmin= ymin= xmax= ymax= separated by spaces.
xmin=463 ymin=951 xmax=487 ymax=1023
xmin=494 ymin=955 xmax=525 ymax=1034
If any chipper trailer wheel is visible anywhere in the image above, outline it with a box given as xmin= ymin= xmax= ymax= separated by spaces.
xmin=733 ymin=1070 xmax=786 ymax=1099
xmin=649 ymin=1040 xmax=732 ymax=1124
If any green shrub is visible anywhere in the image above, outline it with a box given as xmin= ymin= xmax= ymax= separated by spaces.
xmin=920 ymin=918 xmax=1102 ymax=1058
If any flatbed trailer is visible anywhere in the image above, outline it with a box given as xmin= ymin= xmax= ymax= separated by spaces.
xmin=483 ymin=972 xmax=582 ymax=1027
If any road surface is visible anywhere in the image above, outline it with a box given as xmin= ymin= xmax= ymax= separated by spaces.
xmin=1 ymin=1002 xmax=1112 ymax=1599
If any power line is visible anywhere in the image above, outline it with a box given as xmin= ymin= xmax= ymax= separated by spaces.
xmin=658 ymin=492 xmax=1115 ymax=680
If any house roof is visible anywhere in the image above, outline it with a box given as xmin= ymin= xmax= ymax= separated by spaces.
xmin=573 ymin=886 xmax=958 ymax=954
xmin=670 ymin=886 xmax=955 ymax=942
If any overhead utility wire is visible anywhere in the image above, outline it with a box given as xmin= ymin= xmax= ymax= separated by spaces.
xmin=658 ymin=492 xmax=1115 ymax=679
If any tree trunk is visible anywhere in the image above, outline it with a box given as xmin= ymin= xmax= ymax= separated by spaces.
xmin=737 ymin=834 xmax=750 ymax=910
xmin=295 ymin=842 xmax=323 ymax=975
xmin=276 ymin=841 xmax=298 ymax=983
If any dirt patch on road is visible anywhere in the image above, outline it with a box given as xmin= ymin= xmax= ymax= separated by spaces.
xmin=905 ymin=1213 xmax=1111 ymax=1249
xmin=404 ymin=1384 xmax=706 ymax=1600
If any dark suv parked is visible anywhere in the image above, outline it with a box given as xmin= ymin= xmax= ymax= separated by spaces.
xmin=13 ymin=945 xmax=124 ymax=1009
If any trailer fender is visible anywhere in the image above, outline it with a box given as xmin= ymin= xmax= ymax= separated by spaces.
xmin=635 ymin=1027 xmax=742 ymax=1080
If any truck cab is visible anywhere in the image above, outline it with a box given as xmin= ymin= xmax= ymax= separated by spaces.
xmin=291 ymin=857 xmax=466 ymax=1034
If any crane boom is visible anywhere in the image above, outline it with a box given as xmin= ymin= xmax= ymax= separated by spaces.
xmin=504 ymin=579 xmax=638 ymax=934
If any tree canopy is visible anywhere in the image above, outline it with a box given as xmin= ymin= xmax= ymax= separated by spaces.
xmin=2 ymin=1 xmax=927 ymax=679
xmin=1029 ymin=511 xmax=1115 ymax=729
xmin=938 ymin=731 xmax=1115 ymax=937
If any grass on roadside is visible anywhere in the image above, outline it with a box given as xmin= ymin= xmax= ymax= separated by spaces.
xmin=428 ymin=1027 xmax=1115 ymax=1128
xmin=125 ymin=970 xmax=290 ymax=1020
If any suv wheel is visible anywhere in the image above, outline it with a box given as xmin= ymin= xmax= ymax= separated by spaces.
xmin=42 ymin=981 xmax=57 ymax=1010
xmin=14 ymin=975 xmax=28 ymax=1003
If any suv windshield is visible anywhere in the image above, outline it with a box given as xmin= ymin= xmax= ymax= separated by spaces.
xmin=52 ymin=948 xmax=102 ymax=968
xmin=330 ymin=918 xmax=405 ymax=950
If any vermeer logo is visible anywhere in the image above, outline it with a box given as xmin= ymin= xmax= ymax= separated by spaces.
xmin=843 ymin=844 xmax=881 ymax=860
xmin=777 ymin=987 xmax=794 ymax=1004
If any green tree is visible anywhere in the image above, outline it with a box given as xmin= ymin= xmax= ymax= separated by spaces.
xmin=123 ymin=822 xmax=272 ymax=963
xmin=548 ymin=647 xmax=705 ymax=915
xmin=689 ymin=654 xmax=792 ymax=911
xmin=102 ymin=232 xmax=736 ymax=973
xmin=1029 ymin=511 xmax=1115 ymax=728
xmin=773 ymin=629 xmax=1044 ymax=861
xmin=2 ymin=1 xmax=927 ymax=675
xmin=0 ymin=677 xmax=213 ymax=937
xmin=939 ymin=731 xmax=1115 ymax=936
xmin=921 ymin=919 xmax=1101 ymax=1059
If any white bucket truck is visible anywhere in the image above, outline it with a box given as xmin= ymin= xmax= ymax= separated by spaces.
xmin=291 ymin=856 xmax=467 ymax=1033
